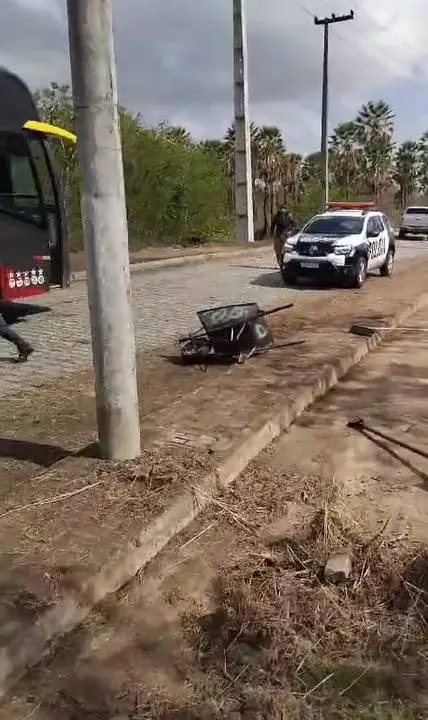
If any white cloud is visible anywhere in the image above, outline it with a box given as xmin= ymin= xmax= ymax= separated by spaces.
xmin=15 ymin=0 xmax=62 ymax=20
xmin=0 ymin=0 xmax=427 ymax=152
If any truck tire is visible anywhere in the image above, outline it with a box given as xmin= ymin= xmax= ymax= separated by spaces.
xmin=350 ymin=255 xmax=367 ymax=289
xmin=380 ymin=248 xmax=394 ymax=277
xmin=281 ymin=267 xmax=297 ymax=286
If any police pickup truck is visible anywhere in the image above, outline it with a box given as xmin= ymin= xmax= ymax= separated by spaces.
xmin=280 ymin=202 xmax=395 ymax=289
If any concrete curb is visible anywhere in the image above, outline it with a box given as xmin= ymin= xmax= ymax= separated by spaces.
xmin=1 ymin=291 xmax=427 ymax=697
xmin=71 ymin=245 xmax=272 ymax=282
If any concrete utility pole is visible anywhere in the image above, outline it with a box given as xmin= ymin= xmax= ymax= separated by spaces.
xmin=233 ymin=0 xmax=254 ymax=243
xmin=67 ymin=0 xmax=141 ymax=460
xmin=314 ymin=11 xmax=354 ymax=206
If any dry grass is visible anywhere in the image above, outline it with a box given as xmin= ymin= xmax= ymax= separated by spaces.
xmin=139 ymin=485 xmax=428 ymax=719
xmin=0 ymin=447 xmax=214 ymax=624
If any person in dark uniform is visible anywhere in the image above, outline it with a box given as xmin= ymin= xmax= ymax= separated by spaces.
xmin=271 ymin=207 xmax=297 ymax=266
xmin=0 ymin=312 xmax=33 ymax=362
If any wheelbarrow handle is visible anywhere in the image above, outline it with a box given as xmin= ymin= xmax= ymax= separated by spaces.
xmin=258 ymin=302 xmax=294 ymax=318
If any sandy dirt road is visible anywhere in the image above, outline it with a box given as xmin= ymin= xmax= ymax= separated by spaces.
xmin=3 ymin=270 xmax=428 ymax=718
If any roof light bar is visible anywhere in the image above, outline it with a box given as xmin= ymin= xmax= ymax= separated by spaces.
xmin=326 ymin=201 xmax=375 ymax=211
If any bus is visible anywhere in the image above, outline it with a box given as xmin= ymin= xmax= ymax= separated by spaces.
xmin=0 ymin=67 xmax=76 ymax=301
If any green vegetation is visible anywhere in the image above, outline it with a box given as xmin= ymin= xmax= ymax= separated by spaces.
xmin=35 ymin=85 xmax=428 ymax=250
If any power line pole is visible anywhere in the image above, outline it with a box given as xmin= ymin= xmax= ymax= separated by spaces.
xmin=314 ymin=11 xmax=354 ymax=206
xmin=66 ymin=0 xmax=141 ymax=460
xmin=233 ymin=0 xmax=254 ymax=243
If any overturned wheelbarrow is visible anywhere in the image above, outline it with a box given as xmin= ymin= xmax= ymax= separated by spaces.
xmin=178 ymin=301 xmax=300 ymax=365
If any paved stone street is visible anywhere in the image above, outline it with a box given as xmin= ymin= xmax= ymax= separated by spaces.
xmin=1 ymin=240 xmax=427 ymax=397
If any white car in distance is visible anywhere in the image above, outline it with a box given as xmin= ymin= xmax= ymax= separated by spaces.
xmin=399 ymin=206 xmax=428 ymax=239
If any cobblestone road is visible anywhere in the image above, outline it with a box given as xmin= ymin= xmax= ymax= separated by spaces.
xmin=1 ymin=241 xmax=427 ymax=397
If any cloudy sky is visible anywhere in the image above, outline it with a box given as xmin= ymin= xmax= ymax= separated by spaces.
xmin=2 ymin=0 xmax=428 ymax=153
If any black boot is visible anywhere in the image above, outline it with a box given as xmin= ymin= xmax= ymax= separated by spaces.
xmin=0 ymin=324 xmax=34 ymax=363
xmin=15 ymin=339 xmax=34 ymax=363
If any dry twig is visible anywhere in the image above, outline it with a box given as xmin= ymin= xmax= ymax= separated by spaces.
xmin=0 ymin=480 xmax=104 ymax=519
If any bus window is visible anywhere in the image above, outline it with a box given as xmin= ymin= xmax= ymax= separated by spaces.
xmin=0 ymin=132 xmax=43 ymax=226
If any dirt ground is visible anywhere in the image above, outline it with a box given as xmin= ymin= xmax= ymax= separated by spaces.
xmin=0 ymin=259 xmax=426 ymax=634
xmin=2 ymin=280 xmax=428 ymax=715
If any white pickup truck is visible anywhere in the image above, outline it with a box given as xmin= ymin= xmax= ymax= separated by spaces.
xmin=399 ymin=206 xmax=428 ymax=238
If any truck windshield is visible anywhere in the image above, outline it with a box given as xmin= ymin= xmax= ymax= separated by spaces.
xmin=303 ymin=215 xmax=364 ymax=235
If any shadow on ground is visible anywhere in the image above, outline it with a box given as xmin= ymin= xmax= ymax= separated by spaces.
xmin=250 ymin=270 xmax=316 ymax=290
xmin=297 ymin=331 xmax=428 ymax=494
xmin=231 ymin=264 xmax=277 ymax=271
xmin=0 ymin=438 xmax=99 ymax=467
xmin=250 ymin=269 xmax=382 ymax=290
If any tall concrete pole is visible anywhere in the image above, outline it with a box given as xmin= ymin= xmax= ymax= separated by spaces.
xmin=314 ymin=11 xmax=354 ymax=206
xmin=67 ymin=0 xmax=140 ymax=460
xmin=320 ymin=21 xmax=329 ymax=205
xmin=233 ymin=0 xmax=254 ymax=243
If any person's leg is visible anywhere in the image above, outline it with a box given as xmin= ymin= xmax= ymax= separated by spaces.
xmin=273 ymin=234 xmax=283 ymax=266
xmin=0 ymin=314 xmax=33 ymax=362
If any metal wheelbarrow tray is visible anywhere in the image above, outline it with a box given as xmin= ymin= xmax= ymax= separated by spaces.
xmin=178 ymin=301 xmax=295 ymax=364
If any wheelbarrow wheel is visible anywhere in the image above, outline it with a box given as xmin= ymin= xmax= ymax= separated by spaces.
xmin=180 ymin=338 xmax=211 ymax=362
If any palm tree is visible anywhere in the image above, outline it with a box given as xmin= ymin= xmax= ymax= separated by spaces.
xmin=223 ymin=121 xmax=261 ymax=150
xmin=355 ymin=100 xmax=395 ymax=202
xmin=417 ymin=131 xmax=428 ymax=196
xmin=329 ymin=121 xmax=361 ymax=198
xmin=395 ymin=141 xmax=419 ymax=210
xmin=223 ymin=121 xmax=261 ymax=178
xmin=302 ymin=152 xmax=323 ymax=183
xmin=355 ymin=100 xmax=395 ymax=138
xmin=256 ymin=126 xmax=284 ymax=233
xmin=279 ymin=152 xmax=303 ymax=205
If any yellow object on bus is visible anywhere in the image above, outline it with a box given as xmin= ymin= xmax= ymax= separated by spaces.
xmin=22 ymin=120 xmax=77 ymax=145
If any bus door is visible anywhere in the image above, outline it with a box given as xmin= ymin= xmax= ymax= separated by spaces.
xmin=26 ymin=134 xmax=67 ymax=288
xmin=23 ymin=121 xmax=77 ymax=289
xmin=0 ymin=130 xmax=51 ymax=300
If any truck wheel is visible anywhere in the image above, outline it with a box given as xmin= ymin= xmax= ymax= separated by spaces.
xmin=398 ymin=229 xmax=406 ymax=240
xmin=350 ymin=256 xmax=367 ymax=289
xmin=380 ymin=248 xmax=394 ymax=277
xmin=281 ymin=267 xmax=296 ymax=286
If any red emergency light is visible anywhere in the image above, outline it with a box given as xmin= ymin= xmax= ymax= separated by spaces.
xmin=326 ymin=201 xmax=375 ymax=211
